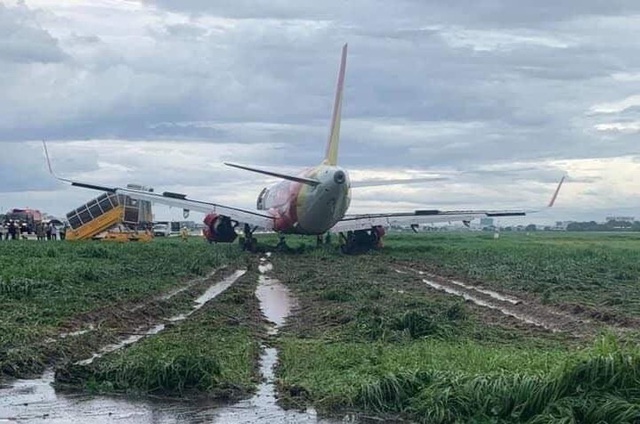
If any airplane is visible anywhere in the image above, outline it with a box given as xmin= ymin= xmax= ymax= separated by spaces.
xmin=44 ymin=44 xmax=565 ymax=253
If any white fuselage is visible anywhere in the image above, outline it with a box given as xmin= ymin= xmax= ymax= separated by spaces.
xmin=256 ymin=165 xmax=351 ymax=234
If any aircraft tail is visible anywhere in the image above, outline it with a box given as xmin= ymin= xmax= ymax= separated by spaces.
xmin=323 ymin=43 xmax=348 ymax=166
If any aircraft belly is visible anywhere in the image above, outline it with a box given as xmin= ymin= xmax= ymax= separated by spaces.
xmin=294 ymin=185 xmax=349 ymax=235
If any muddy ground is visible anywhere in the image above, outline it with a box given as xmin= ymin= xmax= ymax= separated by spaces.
xmin=2 ymin=234 xmax=640 ymax=423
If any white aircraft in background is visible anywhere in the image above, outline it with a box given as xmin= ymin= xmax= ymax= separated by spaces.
xmin=45 ymin=44 xmax=564 ymax=253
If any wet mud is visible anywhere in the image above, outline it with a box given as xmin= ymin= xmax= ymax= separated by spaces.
xmin=210 ymin=255 xmax=343 ymax=423
xmin=0 ymin=269 xmax=250 ymax=423
xmin=397 ymin=266 xmax=603 ymax=336
xmin=76 ymin=269 xmax=246 ymax=366
xmin=0 ymin=260 xmax=349 ymax=423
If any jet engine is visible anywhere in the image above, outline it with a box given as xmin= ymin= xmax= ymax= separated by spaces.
xmin=203 ymin=213 xmax=238 ymax=243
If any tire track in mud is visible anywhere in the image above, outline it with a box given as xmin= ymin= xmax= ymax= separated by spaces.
xmin=76 ymin=269 xmax=246 ymax=365
xmin=212 ymin=255 xmax=341 ymax=424
xmin=45 ymin=267 xmax=227 ymax=347
xmin=0 ymin=268 xmax=248 ymax=423
xmin=396 ymin=267 xmax=596 ymax=336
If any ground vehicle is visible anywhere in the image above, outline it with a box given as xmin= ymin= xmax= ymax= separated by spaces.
xmin=4 ymin=208 xmax=43 ymax=233
xmin=64 ymin=188 xmax=153 ymax=241
xmin=152 ymin=224 xmax=171 ymax=237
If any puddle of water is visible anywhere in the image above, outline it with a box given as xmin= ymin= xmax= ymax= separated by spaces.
xmin=59 ymin=325 xmax=95 ymax=339
xmin=258 ymin=262 xmax=274 ymax=274
xmin=212 ymin=258 xmax=344 ymax=423
xmin=398 ymin=267 xmax=524 ymax=306
xmin=211 ymin=348 xmax=344 ymax=424
xmin=0 ymin=265 xmax=354 ymax=424
xmin=256 ymin=275 xmax=295 ymax=333
xmin=0 ymin=370 xmax=227 ymax=423
xmin=422 ymin=279 xmax=556 ymax=331
xmin=449 ymin=280 xmax=523 ymax=305
xmin=159 ymin=267 xmax=223 ymax=301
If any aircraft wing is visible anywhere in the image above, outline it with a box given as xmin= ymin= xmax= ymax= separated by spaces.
xmin=43 ymin=143 xmax=274 ymax=230
xmin=331 ymin=176 xmax=565 ymax=233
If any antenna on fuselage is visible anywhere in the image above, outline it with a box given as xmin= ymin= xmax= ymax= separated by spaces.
xmin=323 ymin=43 xmax=347 ymax=166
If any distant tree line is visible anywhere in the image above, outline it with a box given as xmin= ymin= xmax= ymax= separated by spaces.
xmin=566 ymin=220 xmax=640 ymax=232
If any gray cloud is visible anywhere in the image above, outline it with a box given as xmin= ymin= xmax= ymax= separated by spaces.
xmin=0 ymin=2 xmax=66 ymax=64
xmin=0 ymin=0 xmax=639 ymax=222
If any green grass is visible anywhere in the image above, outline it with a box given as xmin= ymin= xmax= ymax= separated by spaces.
xmin=0 ymin=238 xmax=242 ymax=377
xmin=56 ymin=271 xmax=262 ymax=399
xmin=271 ymin=233 xmax=640 ymax=423
xmin=384 ymin=232 xmax=640 ymax=319
xmin=4 ymin=231 xmax=640 ymax=420
xmin=278 ymin=336 xmax=640 ymax=423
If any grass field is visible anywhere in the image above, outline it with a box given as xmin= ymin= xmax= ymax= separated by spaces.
xmin=1 ymin=231 xmax=640 ymax=422
xmin=56 ymin=270 xmax=263 ymax=399
xmin=0 ymin=238 xmax=243 ymax=377
xmin=271 ymin=232 xmax=640 ymax=423
xmin=384 ymin=232 xmax=640 ymax=320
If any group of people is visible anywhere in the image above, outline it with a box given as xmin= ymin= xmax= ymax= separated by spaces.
xmin=0 ymin=221 xmax=61 ymax=241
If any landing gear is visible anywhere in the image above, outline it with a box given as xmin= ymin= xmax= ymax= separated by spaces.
xmin=238 ymin=223 xmax=258 ymax=252
xmin=276 ymin=235 xmax=290 ymax=252
xmin=339 ymin=226 xmax=385 ymax=254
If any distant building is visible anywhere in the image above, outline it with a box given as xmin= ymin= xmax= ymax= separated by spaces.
xmin=606 ymin=216 xmax=635 ymax=223
xmin=479 ymin=217 xmax=494 ymax=227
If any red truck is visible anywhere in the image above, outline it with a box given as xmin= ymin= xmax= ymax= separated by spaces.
xmin=4 ymin=208 xmax=43 ymax=234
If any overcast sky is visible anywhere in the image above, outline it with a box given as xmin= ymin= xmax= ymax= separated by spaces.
xmin=0 ymin=0 xmax=638 ymax=225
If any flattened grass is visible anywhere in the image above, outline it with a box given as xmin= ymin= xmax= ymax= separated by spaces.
xmin=57 ymin=271 xmax=262 ymax=399
xmin=385 ymin=232 xmax=640 ymax=319
xmin=271 ymin=237 xmax=640 ymax=422
xmin=0 ymin=238 xmax=242 ymax=377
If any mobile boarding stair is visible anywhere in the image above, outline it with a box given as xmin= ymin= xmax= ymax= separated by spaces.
xmin=65 ymin=185 xmax=153 ymax=241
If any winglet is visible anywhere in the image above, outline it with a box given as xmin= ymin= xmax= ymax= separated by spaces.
xmin=42 ymin=140 xmax=68 ymax=183
xmin=42 ymin=140 xmax=56 ymax=177
xmin=323 ymin=43 xmax=347 ymax=166
xmin=42 ymin=140 xmax=116 ymax=192
xmin=547 ymin=175 xmax=566 ymax=208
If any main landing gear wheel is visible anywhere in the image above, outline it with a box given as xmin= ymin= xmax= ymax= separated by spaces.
xmin=339 ymin=226 xmax=385 ymax=254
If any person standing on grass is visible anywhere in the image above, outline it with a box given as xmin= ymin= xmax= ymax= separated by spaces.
xmin=181 ymin=226 xmax=189 ymax=242
xmin=8 ymin=221 xmax=17 ymax=240
xmin=51 ymin=224 xmax=59 ymax=241
xmin=36 ymin=222 xmax=45 ymax=241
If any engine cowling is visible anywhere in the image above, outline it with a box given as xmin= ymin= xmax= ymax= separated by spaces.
xmin=203 ymin=213 xmax=238 ymax=243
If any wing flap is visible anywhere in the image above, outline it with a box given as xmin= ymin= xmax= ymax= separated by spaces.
xmin=331 ymin=175 xmax=565 ymax=233
xmin=331 ymin=210 xmax=524 ymax=233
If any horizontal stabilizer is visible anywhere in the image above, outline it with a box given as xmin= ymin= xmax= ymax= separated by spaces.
xmin=224 ymin=162 xmax=320 ymax=186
